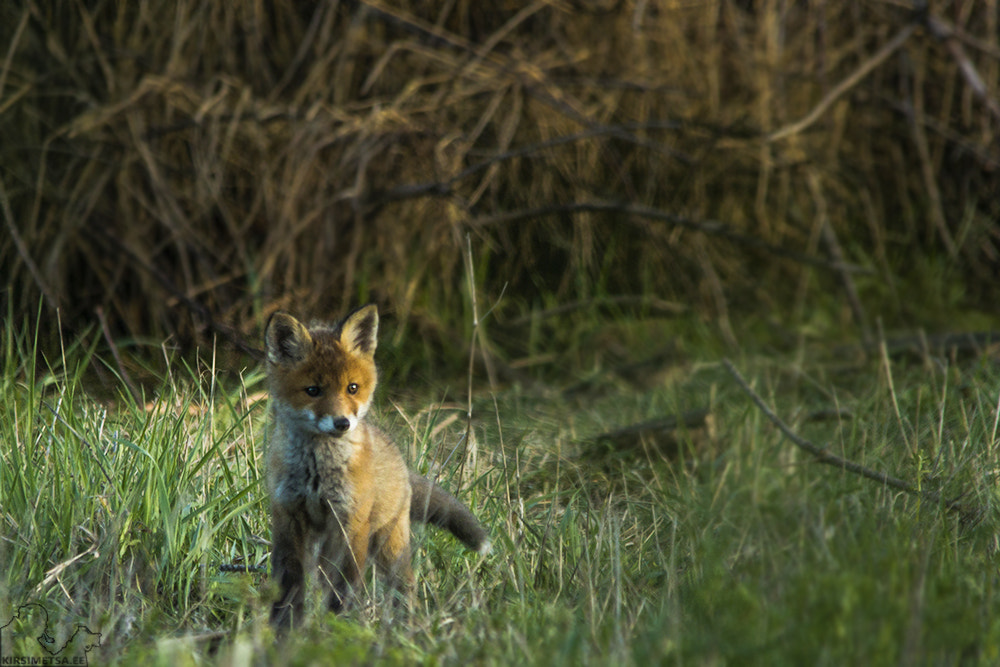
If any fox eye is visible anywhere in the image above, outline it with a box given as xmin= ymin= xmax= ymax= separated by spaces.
xmin=304 ymin=386 xmax=322 ymax=397
xmin=346 ymin=382 xmax=359 ymax=395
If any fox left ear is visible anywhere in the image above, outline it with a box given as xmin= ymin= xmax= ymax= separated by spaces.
xmin=265 ymin=312 xmax=313 ymax=364
xmin=340 ymin=304 xmax=379 ymax=356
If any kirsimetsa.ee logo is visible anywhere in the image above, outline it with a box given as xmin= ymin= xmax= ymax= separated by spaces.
xmin=1 ymin=603 xmax=102 ymax=665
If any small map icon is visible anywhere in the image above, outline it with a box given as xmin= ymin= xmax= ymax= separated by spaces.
xmin=1 ymin=603 xmax=102 ymax=664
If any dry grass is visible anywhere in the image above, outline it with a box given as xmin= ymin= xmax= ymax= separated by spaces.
xmin=1 ymin=1 xmax=998 ymax=364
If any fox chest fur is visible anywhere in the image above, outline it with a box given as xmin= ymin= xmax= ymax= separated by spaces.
xmin=266 ymin=418 xmax=409 ymax=535
xmin=267 ymin=422 xmax=357 ymax=531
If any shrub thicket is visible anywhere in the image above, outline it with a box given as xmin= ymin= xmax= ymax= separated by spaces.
xmin=2 ymin=1 xmax=997 ymax=364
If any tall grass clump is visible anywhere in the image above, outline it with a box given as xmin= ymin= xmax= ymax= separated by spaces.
xmin=0 ymin=314 xmax=269 ymax=658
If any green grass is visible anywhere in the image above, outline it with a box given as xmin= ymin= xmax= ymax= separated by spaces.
xmin=2 ymin=314 xmax=1000 ymax=665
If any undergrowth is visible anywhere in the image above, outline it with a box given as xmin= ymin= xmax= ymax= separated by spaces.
xmin=2 ymin=313 xmax=999 ymax=665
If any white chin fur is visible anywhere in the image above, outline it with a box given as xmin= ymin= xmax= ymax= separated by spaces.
xmin=278 ymin=405 xmax=358 ymax=436
xmin=315 ymin=413 xmax=355 ymax=434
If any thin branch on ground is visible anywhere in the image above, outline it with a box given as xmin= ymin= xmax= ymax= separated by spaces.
xmin=832 ymin=330 xmax=1000 ymax=361
xmin=722 ymin=359 xmax=983 ymax=526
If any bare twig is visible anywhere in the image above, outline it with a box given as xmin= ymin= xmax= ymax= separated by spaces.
xmin=925 ymin=13 xmax=1000 ymax=123
xmin=722 ymin=359 xmax=982 ymax=525
xmin=369 ymin=122 xmax=697 ymax=209
xmin=806 ymin=170 xmax=872 ymax=346
xmin=93 ymin=225 xmax=265 ymax=361
xmin=507 ymin=295 xmax=686 ymax=326
xmin=472 ymin=200 xmax=871 ymax=275
xmin=908 ymin=75 xmax=959 ymax=256
xmin=768 ymin=24 xmax=917 ymax=142
xmin=95 ymin=306 xmax=142 ymax=406
xmin=0 ymin=7 xmax=30 ymax=100
xmin=832 ymin=330 xmax=1000 ymax=361
xmin=878 ymin=93 xmax=1000 ymax=169
xmin=0 ymin=174 xmax=60 ymax=311
xmin=362 ymin=0 xmax=692 ymax=171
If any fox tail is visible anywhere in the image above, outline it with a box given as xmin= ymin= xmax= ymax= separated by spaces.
xmin=409 ymin=472 xmax=491 ymax=555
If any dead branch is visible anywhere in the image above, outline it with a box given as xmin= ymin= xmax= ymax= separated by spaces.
xmin=507 ymin=295 xmax=686 ymax=326
xmin=807 ymin=170 xmax=873 ymax=347
xmin=369 ymin=122 xmax=698 ymax=210
xmin=586 ymin=410 xmax=713 ymax=464
xmin=768 ymin=24 xmax=917 ymax=142
xmin=0 ymin=174 xmax=60 ymax=311
xmin=95 ymin=305 xmax=142 ymax=406
xmin=93 ymin=226 xmax=265 ymax=362
xmin=722 ymin=359 xmax=983 ymax=525
xmin=363 ymin=0 xmax=682 ymax=162
xmin=471 ymin=200 xmax=871 ymax=275
xmin=925 ymin=13 xmax=1000 ymax=123
xmin=832 ymin=330 xmax=1000 ymax=361
xmin=594 ymin=410 xmax=711 ymax=446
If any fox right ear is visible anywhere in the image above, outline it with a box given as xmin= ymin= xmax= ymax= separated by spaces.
xmin=339 ymin=304 xmax=379 ymax=357
xmin=265 ymin=312 xmax=313 ymax=364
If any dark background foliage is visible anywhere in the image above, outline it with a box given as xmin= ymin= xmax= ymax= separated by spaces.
xmin=2 ymin=1 xmax=998 ymax=375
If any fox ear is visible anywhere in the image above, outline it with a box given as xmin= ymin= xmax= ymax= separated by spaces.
xmin=265 ymin=312 xmax=313 ymax=364
xmin=340 ymin=304 xmax=378 ymax=356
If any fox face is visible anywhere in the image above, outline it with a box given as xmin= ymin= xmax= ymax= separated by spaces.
xmin=265 ymin=306 xmax=379 ymax=438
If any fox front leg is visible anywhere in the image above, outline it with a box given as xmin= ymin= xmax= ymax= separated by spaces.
xmin=318 ymin=522 xmax=369 ymax=613
xmin=270 ymin=508 xmax=309 ymax=629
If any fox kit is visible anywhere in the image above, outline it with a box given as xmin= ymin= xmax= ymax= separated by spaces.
xmin=264 ymin=305 xmax=490 ymax=628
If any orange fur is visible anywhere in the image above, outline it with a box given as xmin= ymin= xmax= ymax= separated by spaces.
xmin=264 ymin=305 xmax=489 ymax=629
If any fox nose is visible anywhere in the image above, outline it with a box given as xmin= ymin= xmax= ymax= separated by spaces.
xmin=333 ymin=417 xmax=351 ymax=432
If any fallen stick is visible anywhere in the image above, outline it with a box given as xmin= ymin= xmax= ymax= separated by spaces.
xmin=722 ymin=359 xmax=982 ymax=526
xmin=832 ymin=330 xmax=1000 ymax=362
